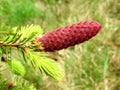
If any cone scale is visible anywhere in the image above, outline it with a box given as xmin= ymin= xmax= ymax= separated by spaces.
xmin=38 ymin=21 xmax=101 ymax=52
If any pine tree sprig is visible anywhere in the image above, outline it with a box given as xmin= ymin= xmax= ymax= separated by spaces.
xmin=7 ymin=59 xmax=26 ymax=76
xmin=0 ymin=25 xmax=43 ymax=52
xmin=0 ymin=24 xmax=65 ymax=80
xmin=0 ymin=20 xmax=102 ymax=88
xmin=26 ymin=50 xmax=64 ymax=80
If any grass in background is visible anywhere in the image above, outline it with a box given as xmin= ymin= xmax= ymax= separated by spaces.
xmin=0 ymin=0 xmax=43 ymax=29
xmin=0 ymin=0 xmax=120 ymax=90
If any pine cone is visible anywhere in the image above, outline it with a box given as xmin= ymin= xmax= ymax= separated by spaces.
xmin=38 ymin=21 xmax=101 ymax=52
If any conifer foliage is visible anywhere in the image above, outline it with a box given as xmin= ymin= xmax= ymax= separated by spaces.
xmin=0 ymin=21 xmax=101 ymax=89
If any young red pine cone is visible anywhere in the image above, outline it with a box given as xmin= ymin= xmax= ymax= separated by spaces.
xmin=38 ymin=21 xmax=101 ymax=52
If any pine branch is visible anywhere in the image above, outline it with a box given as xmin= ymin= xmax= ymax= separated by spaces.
xmin=0 ymin=20 xmax=101 ymax=88
xmin=0 ymin=24 xmax=64 ymax=81
xmin=7 ymin=59 xmax=25 ymax=76
xmin=26 ymin=50 xmax=64 ymax=80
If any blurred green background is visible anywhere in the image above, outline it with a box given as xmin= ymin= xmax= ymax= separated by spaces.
xmin=0 ymin=0 xmax=120 ymax=90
